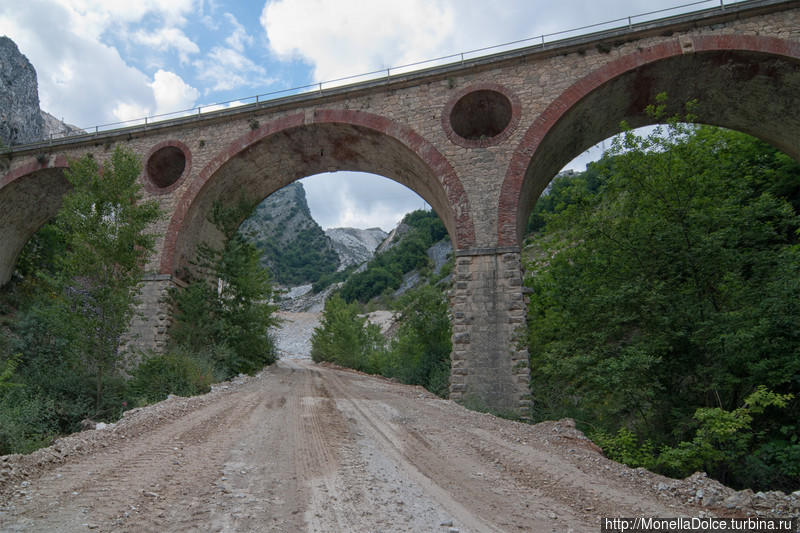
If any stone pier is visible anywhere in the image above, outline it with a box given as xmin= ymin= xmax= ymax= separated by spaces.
xmin=124 ymin=274 xmax=179 ymax=356
xmin=450 ymin=250 xmax=531 ymax=413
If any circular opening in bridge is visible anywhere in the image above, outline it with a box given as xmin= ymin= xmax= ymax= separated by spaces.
xmin=146 ymin=145 xmax=186 ymax=189
xmin=449 ymin=89 xmax=512 ymax=141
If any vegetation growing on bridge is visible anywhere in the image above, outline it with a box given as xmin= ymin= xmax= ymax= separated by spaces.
xmin=524 ymin=99 xmax=800 ymax=492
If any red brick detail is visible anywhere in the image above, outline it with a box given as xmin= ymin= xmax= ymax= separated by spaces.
xmin=441 ymin=83 xmax=522 ymax=148
xmin=311 ymin=108 xmax=475 ymax=247
xmin=159 ymin=110 xmax=475 ymax=275
xmin=0 ymin=154 xmax=69 ymax=189
xmin=159 ymin=113 xmax=305 ymax=275
xmin=497 ymin=35 xmax=800 ymax=247
xmin=143 ymin=139 xmax=192 ymax=194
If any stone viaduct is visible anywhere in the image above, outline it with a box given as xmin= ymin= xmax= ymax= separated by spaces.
xmin=1 ymin=0 xmax=798 ymax=412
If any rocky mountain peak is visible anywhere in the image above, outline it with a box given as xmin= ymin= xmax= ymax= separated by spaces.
xmin=0 ymin=36 xmax=45 ymax=146
xmin=325 ymin=227 xmax=388 ymax=270
xmin=40 ymin=110 xmax=83 ymax=140
xmin=239 ymin=182 xmax=341 ymax=287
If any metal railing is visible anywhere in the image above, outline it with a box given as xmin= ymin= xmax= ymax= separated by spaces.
xmin=23 ymin=0 xmax=739 ymax=147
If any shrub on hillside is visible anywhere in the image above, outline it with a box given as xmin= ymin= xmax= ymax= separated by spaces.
xmin=310 ymin=295 xmax=385 ymax=373
xmin=338 ymin=210 xmax=447 ymax=303
xmin=0 ymin=386 xmax=58 ymax=455
xmin=128 ymin=349 xmax=216 ymax=406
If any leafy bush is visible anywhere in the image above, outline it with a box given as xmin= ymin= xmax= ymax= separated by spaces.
xmin=0 ymin=387 xmax=58 ymax=455
xmin=593 ymin=387 xmax=797 ymax=489
xmin=591 ymin=427 xmax=656 ymax=470
xmin=311 ymin=284 xmax=452 ymax=398
xmin=0 ymin=353 xmax=21 ymax=390
xmin=657 ymin=387 xmax=794 ymax=483
xmin=311 ymin=295 xmax=385 ymax=373
xmin=384 ymin=284 xmax=451 ymax=397
xmin=525 ymin=104 xmax=800 ymax=490
xmin=128 ymin=349 xmax=216 ymax=405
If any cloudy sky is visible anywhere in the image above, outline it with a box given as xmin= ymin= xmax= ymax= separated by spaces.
xmin=0 ymin=0 xmax=742 ymax=230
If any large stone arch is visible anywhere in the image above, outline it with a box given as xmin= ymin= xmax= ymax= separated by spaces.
xmin=499 ymin=35 xmax=800 ymax=246
xmin=0 ymin=156 xmax=70 ymax=284
xmin=160 ymin=110 xmax=474 ymax=277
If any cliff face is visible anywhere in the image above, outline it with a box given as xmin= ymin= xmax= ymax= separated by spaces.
xmin=40 ymin=110 xmax=83 ymax=139
xmin=0 ymin=36 xmax=44 ymax=146
xmin=239 ymin=182 xmax=341 ymax=286
xmin=325 ymin=227 xmax=388 ymax=270
xmin=240 ymin=182 xmax=393 ymax=286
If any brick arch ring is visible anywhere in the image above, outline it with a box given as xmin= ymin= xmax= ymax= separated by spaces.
xmin=0 ymin=154 xmax=69 ymax=189
xmin=159 ymin=109 xmax=476 ymax=275
xmin=497 ymin=34 xmax=800 ymax=247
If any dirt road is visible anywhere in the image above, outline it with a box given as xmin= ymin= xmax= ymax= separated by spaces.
xmin=2 ymin=353 xmax=761 ymax=533
xmin=3 ymin=310 xmax=789 ymax=531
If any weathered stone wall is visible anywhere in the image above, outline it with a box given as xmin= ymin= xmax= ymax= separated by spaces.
xmin=123 ymin=274 xmax=178 ymax=356
xmin=450 ymin=251 xmax=531 ymax=413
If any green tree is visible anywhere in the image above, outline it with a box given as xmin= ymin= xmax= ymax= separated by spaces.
xmin=0 ymin=353 xmax=21 ymax=390
xmin=310 ymin=294 xmax=384 ymax=373
xmin=525 ymin=98 xmax=800 ymax=490
xmin=169 ymin=200 xmax=278 ymax=377
xmin=46 ymin=148 xmax=161 ymax=415
xmin=384 ymin=284 xmax=451 ymax=396
xmin=311 ymin=283 xmax=452 ymax=398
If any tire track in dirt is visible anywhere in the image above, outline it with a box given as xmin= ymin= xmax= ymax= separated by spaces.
xmin=2 ymin=355 xmax=775 ymax=532
xmin=1 ymin=381 xmax=264 ymax=532
xmin=288 ymin=361 xmax=374 ymax=532
xmin=318 ymin=362 xmax=511 ymax=532
xmin=207 ymin=368 xmax=304 ymax=532
xmin=464 ymin=427 xmax=683 ymax=523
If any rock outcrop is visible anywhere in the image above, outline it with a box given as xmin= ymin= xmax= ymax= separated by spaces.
xmin=0 ymin=36 xmax=44 ymax=146
xmin=239 ymin=182 xmax=340 ymax=286
xmin=40 ymin=110 xmax=83 ymax=140
xmin=325 ymin=227 xmax=388 ymax=270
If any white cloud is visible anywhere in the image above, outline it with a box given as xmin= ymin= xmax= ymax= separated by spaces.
xmin=262 ymin=0 xmax=456 ymax=82
xmin=259 ymin=0 xmax=737 ymax=84
xmin=112 ymin=101 xmax=150 ymax=123
xmin=50 ymin=0 xmax=196 ymax=36
xmin=200 ymin=100 xmax=248 ymax=113
xmin=302 ymin=172 xmax=427 ymax=231
xmin=195 ymin=46 xmax=270 ymax=92
xmin=0 ymin=2 xmax=156 ymax=127
xmin=193 ymin=14 xmax=271 ymax=94
xmin=132 ymin=27 xmax=200 ymax=64
xmin=151 ymin=69 xmax=200 ymax=116
xmin=0 ymin=0 xmax=205 ymax=127
xmin=224 ymin=12 xmax=253 ymax=52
